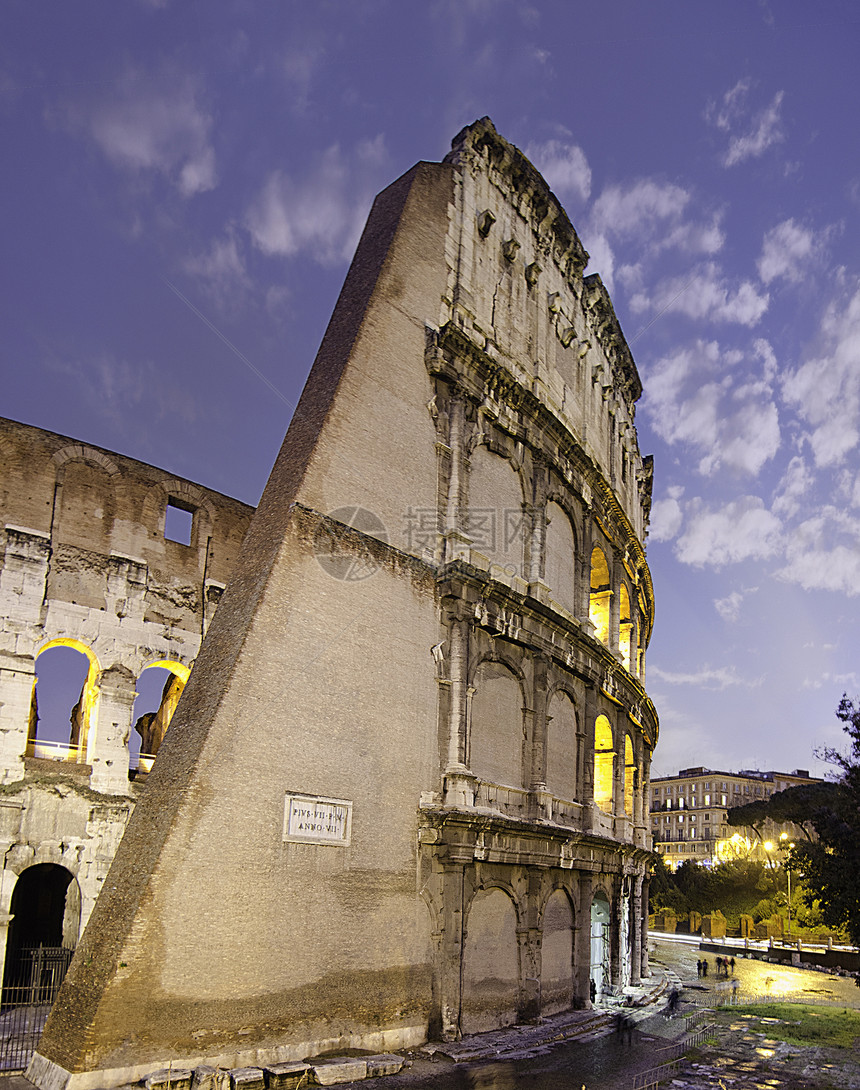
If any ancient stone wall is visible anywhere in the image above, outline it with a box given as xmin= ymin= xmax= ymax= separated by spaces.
xmin=30 ymin=120 xmax=658 ymax=1090
xmin=0 ymin=417 xmax=253 ymax=984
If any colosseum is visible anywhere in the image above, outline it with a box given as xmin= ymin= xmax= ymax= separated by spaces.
xmin=0 ymin=417 xmax=253 ymax=989
xmin=24 ymin=118 xmax=658 ymax=1089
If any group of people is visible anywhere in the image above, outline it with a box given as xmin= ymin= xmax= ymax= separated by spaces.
xmin=696 ymin=955 xmax=736 ymax=977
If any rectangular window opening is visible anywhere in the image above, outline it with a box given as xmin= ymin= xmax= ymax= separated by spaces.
xmin=165 ymin=499 xmax=194 ymax=545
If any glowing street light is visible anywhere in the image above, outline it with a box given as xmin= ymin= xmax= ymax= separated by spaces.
xmin=780 ymin=832 xmax=795 ymax=940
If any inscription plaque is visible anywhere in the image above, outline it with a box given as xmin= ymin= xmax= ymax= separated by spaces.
xmin=283 ymin=793 xmax=352 ymax=846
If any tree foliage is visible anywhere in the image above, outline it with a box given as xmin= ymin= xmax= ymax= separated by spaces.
xmin=726 ymin=781 xmax=837 ymax=841
xmin=787 ymin=695 xmax=860 ymax=944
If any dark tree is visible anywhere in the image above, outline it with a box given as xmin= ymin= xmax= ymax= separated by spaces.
xmin=727 ymin=781 xmax=836 ymax=841
xmin=787 ymin=696 xmax=860 ymax=944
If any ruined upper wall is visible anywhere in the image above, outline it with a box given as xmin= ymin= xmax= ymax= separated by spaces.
xmin=442 ymin=118 xmax=651 ymax=541
xmin=0 ymin=417 xmax=253 ymax=632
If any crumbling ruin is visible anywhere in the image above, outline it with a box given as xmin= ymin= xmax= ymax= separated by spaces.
xmin=27 ymin=119 xmax=658 ymax=1089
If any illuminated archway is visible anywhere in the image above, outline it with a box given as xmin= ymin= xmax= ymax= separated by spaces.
xmin=30 ymin=640 xmax=100 ymax=762
xmin=131 ymin=661 xmax=190 ymax=772
xmin=593 ymin=715 xmax=614 ymax=812
xmin=589 ymin=547 xmax=611 ymax=645
xmin=619 ymin=584 xmax=633 ymax=671
xmin=624 ymin=735 xmax=635 ymax=816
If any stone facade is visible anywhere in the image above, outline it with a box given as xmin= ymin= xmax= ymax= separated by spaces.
xmin=30 ymin=119 xmax=658 ymax=1090
xmin=0 ymin=416 xmax=253 ymax=987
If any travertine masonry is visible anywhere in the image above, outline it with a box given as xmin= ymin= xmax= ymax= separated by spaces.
xmin=0 ymin=417 xmax=252 ymax=989
xmin=29 ymin=119 xmax=658 ymax=1090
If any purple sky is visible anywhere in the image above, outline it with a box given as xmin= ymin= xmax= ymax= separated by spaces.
xmin=4 ymin=1 xmax=860 ymax=778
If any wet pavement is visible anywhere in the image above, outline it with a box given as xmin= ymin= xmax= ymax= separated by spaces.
xmin=3 ymin=939 xmax=858 ymax=1090
xmin=649 ymin=936 xmax=860 ymax=1009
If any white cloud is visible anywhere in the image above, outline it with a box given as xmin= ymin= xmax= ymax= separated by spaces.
xmin=675 ymin=496 xmax=782 ymax=568
xmin=631 ymin=263 xmax=769 ymax=326
xmin=83 ymin=70 xmax=216 ymax=196
xmin=708 ymin=80 xmax=785 ymax=167
xmin=758 ymin=218 xmax=826 ymax=284
xmin=643 ymin=339 xmax=780 ymax=477
xmin=649 ymin=495 xmax=684 ymax=542
xmin=782 ymin=284 xmax=860 ymax=467
xmin=776 ymin=509 xmax=860 ymax=595
xmin=582 ymin=231 xmax=615 ymax=292
xmin=591 ymin=179 xmax=690 ymax=238
xmin=714 ymin=591 xmax=744 ymax=622
xmin=183 ymin=229 xmax=250 ymax=305
xmin=650 ymin=663 xmax=758 ymax=690
xmin=526 ymin=139 xmax=591 ymax=202
xmin=245 ymin=136 xmax=388 ymax=266
xmin=772 ymin=456 xmax=814 ymax=519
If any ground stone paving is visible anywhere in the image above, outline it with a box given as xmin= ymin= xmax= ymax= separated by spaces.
xmin=668 ymin=1012 xmax=860 ymax=1090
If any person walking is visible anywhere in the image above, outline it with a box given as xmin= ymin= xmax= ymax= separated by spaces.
xmin=701 ymin=958 xmax=708 ymax=977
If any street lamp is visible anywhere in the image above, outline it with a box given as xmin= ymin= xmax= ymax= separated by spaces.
xmin=780 ymin=832 xmax=795 ymax=941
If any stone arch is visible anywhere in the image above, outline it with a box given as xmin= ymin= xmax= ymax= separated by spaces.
xmin=624 ymin=734 xmax=635 ymax=816
xmin=619 ymin=582 xmax=633 ymax=671
xmin=461 ymin=886 xmax=520 ymax=1034
xmin=540 ymin=887 xmax=575 ymax=1016
xmin=31 ymin=639 xmax=101 ymax=762
xmin=53 ymin=457 xmax=118 ymax=559
xmin=131 ymin=660 xmax=191 ymax=770
xmin=469 ymin=657 xmax=524 ymax=789
xmin=545 ymin=689 xmax=578 ymax=802
xmin=544 ymin=500 xmax=576 ymax=616
xmin=52 ymin=445 xmax=120 ymax=477
xmin=593 ymin=714 xmax=614 ymax=813
xmin=1 ymin=863 xmax=81 ymax=1004
xmin=590 ymin=889 xmax=611 ymax=1001
xmin=466 ymin=444 xmax=525 ymax=580
xmin=589 ymin=545 xmax=611 ymax=645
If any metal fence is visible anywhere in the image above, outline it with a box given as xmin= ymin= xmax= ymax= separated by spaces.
xmin=0 ymin=946 xmax=74 ymax=1071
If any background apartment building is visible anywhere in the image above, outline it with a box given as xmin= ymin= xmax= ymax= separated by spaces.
xmin=650 ymin=766 xmax=819 ymax=869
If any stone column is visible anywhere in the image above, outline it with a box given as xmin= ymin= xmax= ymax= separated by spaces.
xmin=529 ymin=656 xmax=549 ymax=818
xmin=573 ymin=871 xmax=594 ymax=1008
xmin=609 ymin=877 xmax=621 ymax=987
xmin=0 ymin=661 xmax=35 ymax=784
xmin=640 ymin=875 xmax=651 ymax=978
xmin=437 ymin=864 xmax=466 ymax=1041
xmin=577 ymin=510 xmax=594 ymax=628
xmin=630 ymin=875 xmax=643 ymax=985
xmin=443 ymin=611 xmax=476 ymax=807
xmin=88 ymin=666 xmax=136 ymax=795
xmin=580 ymin=683 xmax=598 ymax=832
xmin=609 ymin=553 xmax=622 ymax=656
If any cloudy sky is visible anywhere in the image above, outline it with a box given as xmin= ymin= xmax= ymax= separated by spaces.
xmin=3 ymin=1 xmax=860 ymax=778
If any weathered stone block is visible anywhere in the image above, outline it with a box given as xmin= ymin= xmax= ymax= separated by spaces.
xmin=364 ymin=1055 xmax=403 ymax=1077
xmin=263 ymin=1062 xmax=311 ymax=1090
xmin=191 ymin=1066 xmax=218 ymax=1090
xmin=229 ymin=1069 xmax=265 ymax=1090
xmin=144 ymin=1069 xmax=193 ymax=1090
xmin=309 ymin=1060 xmax=367 ymax=1085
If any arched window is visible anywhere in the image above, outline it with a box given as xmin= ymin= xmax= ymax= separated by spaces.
xmin=624 ymin=735 xmax=635 ymax=816
xmin=619 ymin=584 xmax=633 ymax=671
xmin=545 ymin=691 xmax=578 ymax=802
xmin=467 ymin=447 xmax=524 ymax=580
xmin=589 ymin=547 xmax=611 ymax=645
xmin=470 ymin=660 xmax=523 ymax=789
xmin=461 ymin=888 xmax=519 ymax=1034
xmin=544 ymin=502 xmax=576 ymax=615
xmin=593 ymin=715 xmax=614 ymax=812
xmin=29 ymin=641 xmax=100 ymax=762
xmin=130 ymin=661 xmax=190 ymax=774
